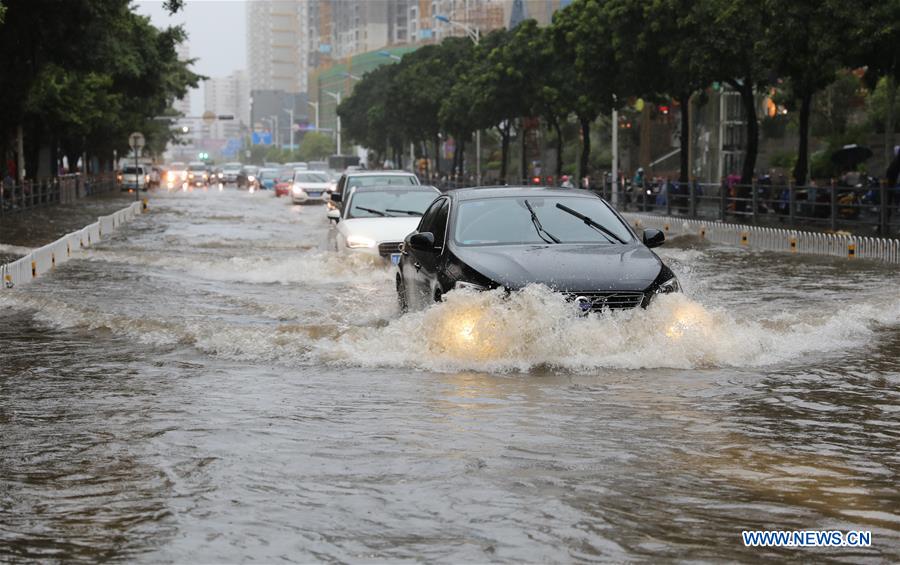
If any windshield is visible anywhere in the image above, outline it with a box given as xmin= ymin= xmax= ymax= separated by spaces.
xmin=294 ymin=172 xmax=329 ymax=183
xmin=243 ymin=166 xmax=259 ymax=174
xmin=169 ymin=162 xmax=186 ymax=170
xmin=188 ymin=164 xmax=206 ymax=171
xmin=123 ymin=166 xmax=143 ymax=174
xmin=223 ymin=163 xmax=242 ymax=171
xmin=259 ymin=169 xmax=279 ymax=179
xmin=453 ymin=196 xmax=633 ymax=246
xmin=346 ymin=175 xmax=417 ymax=189
xmin=346 ymin=190 xmax=439 ymax=219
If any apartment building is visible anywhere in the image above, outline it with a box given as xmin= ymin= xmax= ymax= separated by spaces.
xmin=246 ymin=1 xmax=308 ymax=93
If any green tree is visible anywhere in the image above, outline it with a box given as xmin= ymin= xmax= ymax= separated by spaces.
xmin=298 ymin=132 xmax=333 ymax=161
xmin=0 ymin=0 xmax=199 ymax=178
xmin=765 ymin=0 xmax=850 ymax=184
xmin=551 ymin=0 xmax=619 ymax=181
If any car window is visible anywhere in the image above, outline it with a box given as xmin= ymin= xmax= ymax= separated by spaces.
xmin=432 ymin=200 xmax=450 ymax=248
xmin=346 ymin=175 xmax=417 ymax=190
xmin=346 ymin=190 xmax=439 ymax=219
xmin=453 ymin=196 xmax=633 ymax=246
xmin=293 ymin=172 xmax=329 ymax=183
xmin=418 ymin=198 xmax=443 ymax=233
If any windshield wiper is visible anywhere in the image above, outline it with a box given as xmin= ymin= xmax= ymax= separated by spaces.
xmin=524 ymin=199 xmax=561 ymax=244
xmin=385 ymin=208 xmax=422 ymax=216
xmin=554 ymin=203 xmax=627 ymax=244
xmin=354 ymin=206 xmax=394 ymax=217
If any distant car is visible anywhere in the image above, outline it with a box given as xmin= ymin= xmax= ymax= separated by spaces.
xmin=221 ymin=162 xmax=243 ymax=184
xmin=238 ymin=165 xmax=260 ymax=190
xmin=290 ymin=171 xmax=332 ymax=204
xmin=187 ymin=161 xmax=209 ymax=188
xmin=166 ymin=161 xmax=188 ymax=189
xmin=328 ymin=184 xmax=441 ymax=265
xmin=396 ymin=186 xmax=680 ymax=313
xmin=284 ymin=161 xmax=308 ymax=170
xmin=119 ymin=165 xmax=149 ymax=191
xmin=148 ymin=166 xmax=162 ymax=188
xmin=257 ymin=168 xmax=281 ymax=190
xmin=331 ymin=170 xmax=421 ymax=205
xmin=307 ymin=160 xmax=328 ymax=171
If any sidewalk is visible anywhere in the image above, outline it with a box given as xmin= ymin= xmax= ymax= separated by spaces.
xmin=0 ymin=192 xmax=137 ymax=261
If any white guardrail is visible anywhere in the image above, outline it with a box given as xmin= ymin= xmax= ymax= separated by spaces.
xmin=1 ymin=201 xmax=144 ymax=290
xmin=624 ymin=212 xmax=900 ymax=264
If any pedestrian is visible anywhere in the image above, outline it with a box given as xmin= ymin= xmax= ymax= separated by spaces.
xmin=560 ymin=175 xmax=574 ymax=189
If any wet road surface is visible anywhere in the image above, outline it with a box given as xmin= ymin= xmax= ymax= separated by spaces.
xmin=1 ymin=188 xmax=899 ymax=562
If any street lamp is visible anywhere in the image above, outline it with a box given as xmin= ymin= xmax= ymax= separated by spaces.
xmin=434 ymin=14 xmax=481 ymax=183
xmin=308 ymin=101 xmax=320 ymax=132
xmin=324 ymin=90 xmax=342 ymax=155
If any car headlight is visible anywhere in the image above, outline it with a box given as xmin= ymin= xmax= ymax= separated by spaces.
xmin=217 ymin=172 xmax=223 ymax=178
xmin=454 ymin=281 xmax=488 ymax=291
xmin=292 ymin=184 xmax=304 ymax=194
xmin=346 ymin=235 xmax=376 ymax=249
xmin=656 ymin=276 xmax=681 ymax=294
xmin=166 ymin=171 xmax=175 ymax=181
xmin=189 ymin=173 xmax=194 ymax=179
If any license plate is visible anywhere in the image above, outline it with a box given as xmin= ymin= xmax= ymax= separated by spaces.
xmin=308 ymin=192 xmax=321 ymax=197
xmin=390 ymin=253 xmax=401 ymax=265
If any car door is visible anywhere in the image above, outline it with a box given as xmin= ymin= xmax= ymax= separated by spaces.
xmin=403 ymin=198 xmax=443 ymax=309
xmin=411 ymin=198 xmax=449 ymax=306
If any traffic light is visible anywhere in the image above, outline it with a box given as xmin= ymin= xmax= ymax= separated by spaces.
xmin=198 ymin=152 xmax=209 ymax=160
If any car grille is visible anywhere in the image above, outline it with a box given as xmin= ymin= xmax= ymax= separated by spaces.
xmin=377 ymin=242 xmax=402 ymax=258
xmin=565 ymin=291 xmax=645 ymax=311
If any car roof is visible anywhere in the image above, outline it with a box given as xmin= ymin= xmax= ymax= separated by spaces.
xmin=344 ymin=170 xmax=415 ymax=177
xmin=349 ymin=184 xmax=440 ymax=194
xmin=448 ymin=186 xmax=600 ymax=201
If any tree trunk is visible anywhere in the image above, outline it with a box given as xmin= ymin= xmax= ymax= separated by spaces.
xmin=793 ymin=91 xmax=814 ymax=186
xmin=553 ymin=119 xmax=563 ymax=178
xmin=885 ymin=75 xmax=897 ymax=170
xmin=678 ymin=92 xmax=691 ymax=184
xmin=499 ymin=123 xmax=511 ymax=184
xmin=520 ymin=118 xmax=527 ymax=183
xmin=433 ymin=136 xmax=441 ymax=176
xmin=737 ymin=80 xmax=759 ymax=185
xmin=578 ymin=116 xmax=591 ymax=182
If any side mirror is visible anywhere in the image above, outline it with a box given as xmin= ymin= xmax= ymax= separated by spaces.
xmin=327 ymin=209 xmax=340 ymax=223
xmin=643 ymin=228 xmax=665 ymax=248
xmin=409 ymin=232 xmax=435 ymax=251
xmin=329 ymin=191 xmax=342 ymax=203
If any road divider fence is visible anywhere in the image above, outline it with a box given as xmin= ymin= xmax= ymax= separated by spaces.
xmin=624 ymin=212 xmax=900 ymax=264
xmin=1 ymin=201 xmax=143 ymax=290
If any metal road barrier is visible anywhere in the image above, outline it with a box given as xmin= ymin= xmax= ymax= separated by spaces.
xmin=624 ymin=212 xmax=900 ymax=264
xmin=1 ymin=201 xmax=144 ymax=290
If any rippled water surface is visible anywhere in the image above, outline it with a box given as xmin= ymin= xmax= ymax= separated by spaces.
xmin=2 ymin=189 xmax=899 ymax=562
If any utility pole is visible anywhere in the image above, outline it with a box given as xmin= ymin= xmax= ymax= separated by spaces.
xmin=325 ymin=91 xmax=342 ymax=155
xmin=308 ymin=101 xmax=320 ymax=132
xmin=612 ymin=107 xmax=619 ymax=205
xmin=288 ymin=108 xmax=295 ymax=153
xmin=435 ymin=15 xmax=480 ymax=183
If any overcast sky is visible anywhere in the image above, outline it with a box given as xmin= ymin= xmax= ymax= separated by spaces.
xmin=134 ymin=0 xmax=247 ymax=115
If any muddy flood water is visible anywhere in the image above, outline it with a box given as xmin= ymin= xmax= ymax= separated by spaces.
xmin=2 ymin=188 xmax=898 ymax=562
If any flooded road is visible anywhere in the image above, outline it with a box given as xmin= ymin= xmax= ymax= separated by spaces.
xmin=2 ymin=188 xmax=899 ymax=562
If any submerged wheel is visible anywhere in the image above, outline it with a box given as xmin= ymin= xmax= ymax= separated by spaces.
xmin=396 ymin=275 xmax=408 ymax=313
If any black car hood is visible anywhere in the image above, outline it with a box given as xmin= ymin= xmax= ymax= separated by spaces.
xmin=454 ymin=243 xmax=662 ymax=292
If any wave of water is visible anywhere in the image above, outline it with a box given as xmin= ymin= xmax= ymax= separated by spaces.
xmin=4 ymin=284 xmax=897 ymax=374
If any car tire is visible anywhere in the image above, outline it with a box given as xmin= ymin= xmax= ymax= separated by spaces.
xmin=396 ymin=275 xmax=408 ymax=314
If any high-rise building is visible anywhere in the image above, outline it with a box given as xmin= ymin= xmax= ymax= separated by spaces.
xmin=203 ymin=71 xmax=250 ymax=141
xmin=173 ymin=42 xmax=192 ymax=117
xmin=246 ymin=1 xmax=308 ymax=94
